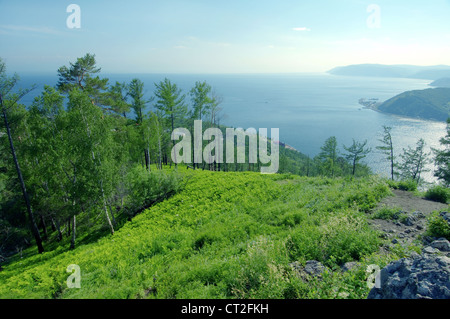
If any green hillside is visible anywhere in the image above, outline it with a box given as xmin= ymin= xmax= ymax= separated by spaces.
xmin=0 ymin=169 xmax=400 ymax=299
xmin=377 ymin=88 xmax=450 ymax=122
xmin=2 ymin=54 xmax=449 ymax=302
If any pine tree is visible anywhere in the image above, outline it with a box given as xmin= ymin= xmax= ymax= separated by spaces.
xmin=318 ymin=136 xmax=338 ymax=177
xmin=377 ymin=126 xmax=396 ymax=180
xmin=343 ymin=139 xmax=371 ymax=176
xmin=154 ymin=78 xmax=187 ymax=167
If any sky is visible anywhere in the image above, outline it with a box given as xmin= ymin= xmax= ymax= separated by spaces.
xmin=1 ymin=0 xmax=450 ymax=74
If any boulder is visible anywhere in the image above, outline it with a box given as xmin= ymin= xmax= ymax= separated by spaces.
xmin=341 ymin=261 xmax=359 ymax=272
xmin=430 ymin=238 xmax=450 ymax=252
xmin=289 ymin=260 xmax=326 ymax=280
xmin=422 ymin=246 xmax=440 ymax=255
xmin=412 ymin=211 xmax=425 ymax=219
xmin=401 ymin=215 xmax=417 ymax=226
xmin=304 ymin=260 xmax=326 ymax=276
xmin=367 ymin=253 xmax=450 ymax=299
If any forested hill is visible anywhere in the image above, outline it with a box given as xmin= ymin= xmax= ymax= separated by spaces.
xmin=430 ymin=78 xmax=450 ymax=88
xmin=376 ymin=88 xmax=450 ymax=122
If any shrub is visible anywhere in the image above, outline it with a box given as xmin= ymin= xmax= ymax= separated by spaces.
xmin=425 ymin=212 xmax=450 ymax=240
xmin=425 ymin=185 xmax=450 ymax=204
xmin=126 ymin=166 xmax=184 ymax=215
xmin=289 ymin=214 xmax=380 ymax=267
xmin=386 ymin=179 xmax=417 ymax=191
xmin=371 ymin=206 xmax=404 ymax=220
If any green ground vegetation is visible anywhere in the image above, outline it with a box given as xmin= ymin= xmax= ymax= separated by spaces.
xmin=0 ymin=170 xmax=399 ymax=299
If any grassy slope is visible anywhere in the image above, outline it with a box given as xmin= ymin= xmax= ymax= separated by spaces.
xmin=0 ymin=170 xmax=401 ymax=299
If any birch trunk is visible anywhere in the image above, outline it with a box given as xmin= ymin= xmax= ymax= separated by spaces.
xmin=70 ymin=215 xmax=76 ymax=249
xmin=1 ymin=94 xmax=44 ymax=253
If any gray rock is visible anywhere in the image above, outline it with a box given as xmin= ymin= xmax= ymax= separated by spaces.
xmin=401 ymin=215 xmax=417 ymax=226
xmin=412 ymin=211 xmax=425 ymax=219
xmin=380 ymin=233 xmax=389 ymax=239
xmin=341 ymin=261 xmax=359 ymax=272
xmin=440 ymin=212 xmax=450 ymax=223
xmin=289 ymin=260 xmax=326 ymax=279
xmin=422 ymin=236 xmax=435 ymax=245
xmin=304 ymin=260 xmax=326 ymax=276
xmin=368 ymin=254 xmax=450 ymax=299
xmin=422 ymin=246 xmax=440 ymax=255
xmin=430 ymin=239 xmax=450 ymax=252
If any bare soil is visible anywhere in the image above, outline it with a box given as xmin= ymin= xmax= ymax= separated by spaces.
xmin=368 ymin=189 xmax=449 ymax=248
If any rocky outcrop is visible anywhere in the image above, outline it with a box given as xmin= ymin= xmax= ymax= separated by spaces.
xmin=289 ymin=260 xmax=326 ymax=280
xmin=341 ymin=261 xmax=359 ymax=272
xmin=368 ymin=239 xmax=450 ymax=299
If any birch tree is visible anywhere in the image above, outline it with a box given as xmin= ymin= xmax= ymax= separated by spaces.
xmin=0 ymin=59 xmax=44 ymax=253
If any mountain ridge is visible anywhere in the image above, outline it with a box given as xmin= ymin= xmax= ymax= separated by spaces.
xmin=328 ymin=64 xmax=450 ymax=80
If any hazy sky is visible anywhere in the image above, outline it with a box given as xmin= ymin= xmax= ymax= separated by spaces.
xmin=1 ymin=0 xmax=450 ymax=74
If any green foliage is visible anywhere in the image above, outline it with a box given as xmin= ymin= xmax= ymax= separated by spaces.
xmin=289 ymin=213 xmax=381 ymax=266
xmin=425 ymin=212 xmax=450 ymax=240
xmin=154 ymin=78 xmax=187 ymax=131
xmin=128 ymin=78 xmax=151 ymax=124
xmin=57 ymin=53 xmax=109 ymax=106
xmin=125 ymin=166 xmax=184 ymax=214
xmin=189 ymin=81 xmax=213 ymax=121
xmin=386 ymin=179 xmax=418 ymax=191
xmin=343 ymin=139 xmax=371 ymax=176
xmin=0 ymin=171 xmax=393 ymax=299
xmin=396 ymin=138 xmax=430 ymax=184
xmin=377 ymin=126 xmax=396 ymax=181
xmin=434 ymin=118 xmax=450 ymax=186
xmin=318 ymin=136 xmax=338 ymax=177
xmin=371 ymin=206 xmax=405 ymax=220
xmin=344 ymin=178 xmax=391 ymax=213
xmin=0 ymin=55 xmax=424 ymax=300
xmin=424 ymin=185 xmax=450 ymax=203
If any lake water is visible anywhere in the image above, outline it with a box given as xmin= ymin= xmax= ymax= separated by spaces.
xmin=15 ymin=73 xmax=447 ymax=183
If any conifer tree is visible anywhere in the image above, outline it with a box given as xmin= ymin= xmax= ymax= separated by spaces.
xmin=377 ymin=126 xmax=396 ymax=180
xmin=344 ymin=139 xmax=371 ymax=176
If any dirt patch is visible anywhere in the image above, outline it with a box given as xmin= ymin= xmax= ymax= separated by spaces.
xmin=368 ymin=190 xmax=449 ymax=249
xmin=377 ymin=189 xmax=448 ymax=215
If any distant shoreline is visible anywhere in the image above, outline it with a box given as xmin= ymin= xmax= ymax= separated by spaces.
xmin=358 ymin=97 xmax=448 ymax=123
